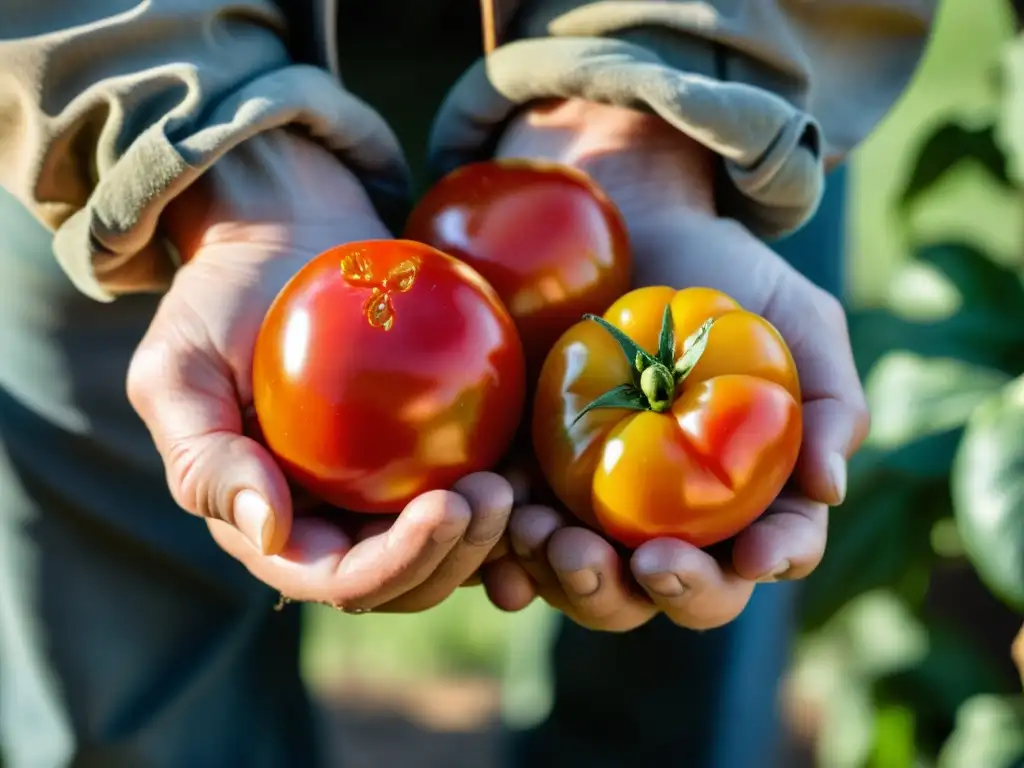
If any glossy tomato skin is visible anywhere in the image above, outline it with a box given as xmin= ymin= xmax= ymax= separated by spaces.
xmin=404 ymin=160 xmax=632 ymax=374
xmin=253 ymin=240 xmax=526 ymax=514
xmin=532 ymin=286 xmax=802 ymax=549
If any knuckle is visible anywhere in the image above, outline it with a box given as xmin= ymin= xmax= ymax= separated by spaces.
xmin=125 ymin=339 xmax=171 ymax=416
xmin=165 ymin=436 xmax=221 ymax=521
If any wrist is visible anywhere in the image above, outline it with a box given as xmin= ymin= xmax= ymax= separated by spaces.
xmin=497 ymin=99 xmax=717 ymax=219
xmin=162 ymin=129 xmax=385 ymax=264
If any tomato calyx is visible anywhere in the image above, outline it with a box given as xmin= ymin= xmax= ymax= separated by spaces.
xmin=572 ymin=306 xmax=715 ymax=424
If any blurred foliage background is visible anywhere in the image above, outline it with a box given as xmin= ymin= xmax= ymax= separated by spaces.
xmin=305 ymin=0 xmax=1024 ymax=765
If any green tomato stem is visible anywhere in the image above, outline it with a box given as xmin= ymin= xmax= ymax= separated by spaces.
xmin=640 ymin=364 xmax=676 ymax=413
xmin=571 ymin=306 xmax=717 ymax=424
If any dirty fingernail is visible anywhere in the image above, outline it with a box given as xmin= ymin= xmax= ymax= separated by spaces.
xmin=643 ymin=573 xmax=688 ymax=597
xmin=560 ymin=568 xmax=600 ymax=596
xmin=829 ymin=452 xmax=848 ymax=504
xmin=757 ymin=559 xmax=792 ymax=583
xmin=234 ymin=490 xmax=273 ymax=554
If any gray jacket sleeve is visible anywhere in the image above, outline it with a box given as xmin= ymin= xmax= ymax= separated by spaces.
xmin=430 ymin=0 xmax=935 ymax=239
xmin=0 ymin=1 xmax=409 ymax=301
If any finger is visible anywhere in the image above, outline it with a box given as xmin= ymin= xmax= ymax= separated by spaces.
xmin=379 ymin=473 xmax=513 ymax=612
xmin=508 ymin=504 xmax=567 ymax=593
xmin=459 ymin=536 xmax=511 ymax=586
xmin=484 ymin=536 xmax=510 ymax=564
xmin=208 ymin=514 xmax=354 ymax=602
xmin=483 ymin=557 xmax=537 ymax=612
xmin=548 ymin=527 xmax=656 ymax=631
xmin=127 ymin=334 xmax=293 ymax=555
xmin=333 ymin=490 xmax=473 ymax=610
xmin=797 ymin=393 xmax=869 ymax=505
xmin=731 ymin=496 xmax=829 ymax=582
xmin=352 ymin=515 xmax=397 ymax=542
xmin=769 ymin=277 xmax=870 ymax=505
xmin=208 ymin=489 xmax=471 ymax=607
xmin=631 ymin=539 xmax=755 ymax=630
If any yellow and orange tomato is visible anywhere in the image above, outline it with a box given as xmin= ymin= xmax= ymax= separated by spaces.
xmin=532 ymin=286 xmax=802 ymax=549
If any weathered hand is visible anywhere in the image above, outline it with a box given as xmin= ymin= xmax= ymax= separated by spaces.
xmin=482 ymin=100 xmax=869 ymax=630
xmin=128 ymin=130 xmax=513 ymax=613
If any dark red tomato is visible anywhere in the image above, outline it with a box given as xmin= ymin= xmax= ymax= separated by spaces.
xmin=252 ymin=240 xmax=526 ymax=514
xmin=404 ymin=159 xmax=632 ymax=374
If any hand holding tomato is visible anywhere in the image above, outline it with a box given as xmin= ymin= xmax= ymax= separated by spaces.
xmin=128 ymin=131 xmax=515 ymax=613
xmin=482 ymin=100 xmax=870 ymax=631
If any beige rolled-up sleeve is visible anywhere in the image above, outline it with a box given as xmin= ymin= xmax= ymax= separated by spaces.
xmin=0 ymin=1 xmax=409 ymax=302
xmin=430 ymin=0 xmax=934 ymax=239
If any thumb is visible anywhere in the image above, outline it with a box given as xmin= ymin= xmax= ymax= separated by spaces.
xmin=127 ymin=327 xmax=293 ymax=555
xmin=796 ymin=396 xmax=868 ymax=506
xmin=769 ymin=272 xmax=870 ymax=506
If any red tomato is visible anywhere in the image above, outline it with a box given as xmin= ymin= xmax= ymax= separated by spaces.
xmin=533 ymin=286 xmax=802 ymax=549
xmin=252 ymin=240 xmax=526 ymax=514
xmin=404 ymin=159 xmax=632 ymax=374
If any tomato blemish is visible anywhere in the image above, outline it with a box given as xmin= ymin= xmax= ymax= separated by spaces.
xmin=340 ymin=252 xmax=421 ymax=332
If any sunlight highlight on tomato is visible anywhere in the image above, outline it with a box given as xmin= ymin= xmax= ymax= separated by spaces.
xmin=404 ymin=159 xmax=631 ymax=374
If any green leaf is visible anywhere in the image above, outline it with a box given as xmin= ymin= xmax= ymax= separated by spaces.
xmin=842 ymin=439 xmax=959 ymax=484
xmin=799 ymin=469 xmax=948 ymax=632
xmin=886 ymin=242 xmax=1024 ymax=325
xmin=656 ymin=305 xmax=675 ymax=368
xmin=571 ymin=383 xmax=649 ymax=426
xmin=789 ymin=626 xmax=879 ymax=768
xmin=868 ymin=705 xmax=917 ymax=768
xmin=952 ymin=375 xmax=1024 ymax=610
xmin=937 ymin=694 xmax=1024 ymax=768
xmin=582 ymin=314 xmax=657 ymax=384
xmin=882 ymin=434 xmax=966 ymax=481
xmin=998 ymin=35 xmax=1024 ymax=187
xmin=864 ymin=352 xmax=1011 ymax=450
xmin=794 ymin=592 xmax=928 ymax=768
xmin=899 ymin=121 xmax=1011 ymax=213
xmin=875 ymin=625 xmax=1011 ymax=752
xmin=913 ymin=242 xmax=1024 ymax=316
xmin=849 ymin=309 xmax=1024 ymax=381
xmin=673 ymin=318 xmax=714 ymax=379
